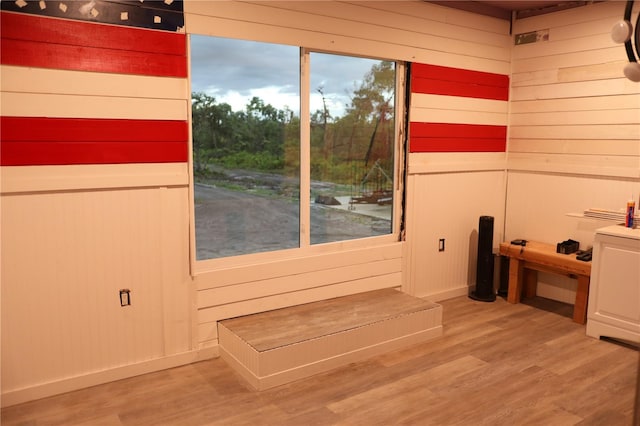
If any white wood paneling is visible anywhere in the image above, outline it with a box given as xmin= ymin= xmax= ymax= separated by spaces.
xmin=0 ymin=65 xmax=188 ymax=99
xmin=352 ymin=1 xmax=510 ymax=34
xmin=511 ymin=78 xmax=640 ymax=101
xmin=198 ymin=274 xmax=402 ymax=344
xmin=0 ymin=6 xmax=193 ymax=405
xmin=410 ymin=108 xmax=507 ymax=126
xmin=510 ymin=109 xmax=639 ymax=126
xmin=510 ymin=94 xmax=640 ymax=113
xmin=511 ymin=47 xmax=622 ymax=74
xmin=0 ymin=164 xmax=189 ymax=194
xmin=199 ymin=258 xmax=401 ymax=308
xmin=188 ymin=1 xmax=510 ymax=61
xmin=508 ymin=153 xmax=640 ymax=179
xmin=405 ymin=171 xmax=506 ymax=299
xmin=280 ymin=1 xmax=509 ymax=46
xmin=408 ymin=153 xmax=507 ymax=174
xmin=509 ymin=139 xmax=640 ymax=156
xmin=509 ymin=1 xmax=640 ymax=179
xmin=2 ymin=347 xmax=216 ymax=408
xmin=510 ymin=124 xmax=639 ymax=140
xmin=195 ymin=243 xmax=402 ymax=290
xmin=511 ymin=34 xmax=617 ymax=61
xmin=184 ymin=0 xmax=512 ymax=349
xmin=513 ymin=0 xmax=621 ymax=34
xmin=195 ymin=243 xmax=403 ymax=344
xmin=504 ymin=172 xmax=640 ymax=303
xmin=509 ymin=0 xmax=640 ymax=303
xmin=1 ymin=187 xmax=192 ymax=395
xmin=411 ymin=94 xmax=508 ymax=113
xmin=1 ymin=92 xmax=187 ymax=120
xmin=184 ymin=0 xmax=511 ymax=74
xmin=512 ymin=61 xmax=627 ymax=87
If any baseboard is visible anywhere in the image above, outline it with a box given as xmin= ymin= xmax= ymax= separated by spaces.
xmin=422 ymin=285 xmax=470 ymax=302
xmin=1 ymin=346 xmax=219 ymax=408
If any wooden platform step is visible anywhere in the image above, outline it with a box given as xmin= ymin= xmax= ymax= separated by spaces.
xmin=218 ymin=288 xmax=443 ymax=390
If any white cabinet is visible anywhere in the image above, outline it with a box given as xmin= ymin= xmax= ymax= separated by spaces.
xmin=586 ymin=225 xmax=640 ymax=344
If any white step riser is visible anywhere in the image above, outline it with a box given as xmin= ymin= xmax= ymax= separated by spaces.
xmin=219 ymin=291 xmax=443 ymax=390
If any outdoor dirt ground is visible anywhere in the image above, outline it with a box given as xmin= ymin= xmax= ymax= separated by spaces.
xmin=194 ymin=183 xmax=392 ymax=260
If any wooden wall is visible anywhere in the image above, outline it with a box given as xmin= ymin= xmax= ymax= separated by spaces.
xmin=506 ymin=1 xmax=640 ymax=302
xmin=185 ymin=0 xmax=512 ymax=347
xmin=0 ymin=2 xmax=516 ymax=404
xmin=0 ymin=4 xmax=195 ymax=406
xmin=402 ymin=8 xmax=511 ymax=300
xmin=3 ymin=0 xmax=635 ymax=407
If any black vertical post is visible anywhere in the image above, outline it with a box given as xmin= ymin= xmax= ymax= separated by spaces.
xmin=470 ymin=216 xmax=496 ymax=302
xmin=498 ymin=255 xmax=510 ymax=297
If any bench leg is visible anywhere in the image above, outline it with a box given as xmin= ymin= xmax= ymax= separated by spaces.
xmin=573 ymin=275 xmax=590 ymax=324
xmin=507 ymin=257 xmax=524 ymax=304
xmin=524 ymin=269 xmax=538 ymax=299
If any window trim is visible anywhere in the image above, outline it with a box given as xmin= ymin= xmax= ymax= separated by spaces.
xmin=187 ymin=35 xmax=407 ymax=276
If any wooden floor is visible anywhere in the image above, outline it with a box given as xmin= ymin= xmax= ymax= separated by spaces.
xmin=3 ymin=296 xmax=639 ymax=425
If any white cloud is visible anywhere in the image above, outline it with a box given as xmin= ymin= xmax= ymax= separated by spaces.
xmin=190 ymin=35 xmax=384 ymax=119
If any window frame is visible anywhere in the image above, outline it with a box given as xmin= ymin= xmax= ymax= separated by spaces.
xmin=187 ymin=37 xmax=407 ymax=275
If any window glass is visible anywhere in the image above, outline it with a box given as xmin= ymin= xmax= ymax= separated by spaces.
xmin=309 ymin=53 xmax=395 ymax=244
xmin=190 ymin=35 xmax=300 ymax=260
xmin=190 ymin=35 xmax=398 ymax=262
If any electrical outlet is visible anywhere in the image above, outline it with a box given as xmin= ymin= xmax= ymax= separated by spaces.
xmin=120 ymin=289 xmax=131 ymax=306
xmin=439 ymin=239 xmax=445 ymax=252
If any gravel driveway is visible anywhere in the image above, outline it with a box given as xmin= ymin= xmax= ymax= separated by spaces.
xmin=194 ymin=183 xmax=391 ymax=260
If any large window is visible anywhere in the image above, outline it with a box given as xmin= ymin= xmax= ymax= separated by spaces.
xmin=309 ymin=52 xmax=395 ymax=245
xmin=190 ymin=35 xmax=398 ymax=261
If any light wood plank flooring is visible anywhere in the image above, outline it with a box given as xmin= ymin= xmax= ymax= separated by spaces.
xmin=3 ymin=296 xmax=639 ymax=425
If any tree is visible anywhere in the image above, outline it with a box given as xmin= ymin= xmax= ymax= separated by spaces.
xmin=336 ymin=61 xmax=395 ymax=167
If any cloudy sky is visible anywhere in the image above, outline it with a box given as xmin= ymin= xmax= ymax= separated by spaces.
xmin=189 ymin=34 xmax=382 ymax=118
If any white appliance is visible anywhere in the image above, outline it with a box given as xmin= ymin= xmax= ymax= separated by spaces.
xmin=586 ymin=225 xmax=640 ymax=344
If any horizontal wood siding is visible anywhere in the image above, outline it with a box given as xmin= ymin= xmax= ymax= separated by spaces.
xmin=1 ymin=186 xmax=192 ymax=398
xmin=196 ymin=244 xmax=403 ymax=343
xmin=508 ymin=1 xmax=640 ymax=178
xmin=0 ymin=11 xmax=186 ymax=77
xmin=185 ymin=1 xmax=512 ymax=74
xmin=410 ymin=122 xmax=507 ymax=153
xmin=0 ymin=11 xmax=189 ymax=169
xmin=405 ymin=171 xmax=506 ymax=300
xmin=409 ymin=63 xmax=509 ymax=153
xmin=505 ymin=1 xmax=640 ymax=305
xmin=1 ymin=6 xmax=191 ymax=406
xmin=411 ymin=63 xmax=509 ymax=100
xmin=185 ymin=1 xmax=512 ymax=347
xmin=1 ymin=164 xmax=190 ymax=194
xmin=1 ymin=118 xmax=188 ymax=166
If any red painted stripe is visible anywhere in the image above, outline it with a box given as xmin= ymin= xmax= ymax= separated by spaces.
xmin=412 ymin=63 xmax=509 ymax=88
xmin=409 ymin=138 xmax=506 ymax=153
xmin=1 ymin=11 xmax=185 ymax=56
xmin=0 ymin=141 xmax=188 ymax=166
xmin=409 ymin=122 xmax=506 ymax=152
xmin=0 ymin=12 xmax=186 ymax=77
xmin=410 ymin=122 xmax=507 ymax=139
xmin=411 ymin=63 xmax=509 ymax=101
xmin=1 ymin=117 xmax=188 ymax=142
xmin=411 ymin=77 xmax=509 ymax=101
xmin=1 ymin=117 xmax=188 ymax=165
xmin=1 ymin=38 xmax=186 ymax=78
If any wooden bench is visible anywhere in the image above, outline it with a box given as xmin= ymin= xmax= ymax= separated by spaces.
xmin=499 ymin=241 xmax=592 ymax=324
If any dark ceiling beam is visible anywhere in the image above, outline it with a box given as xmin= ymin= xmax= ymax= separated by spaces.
xmin=429 ymin=1 xmax=511 ymax=20
xmin=427 ymin=1 xmax=600 ymax=20
xmin=515 ymin=1 xmax=598 ymax=19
